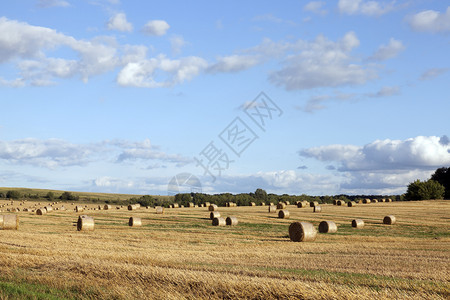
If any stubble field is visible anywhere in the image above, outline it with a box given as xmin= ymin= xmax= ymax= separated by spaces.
xmin=0 ymin=200 xmax=449 ymax=299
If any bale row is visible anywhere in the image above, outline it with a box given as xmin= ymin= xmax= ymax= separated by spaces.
xmin=212 ymin=216 xmax=238 ymax=226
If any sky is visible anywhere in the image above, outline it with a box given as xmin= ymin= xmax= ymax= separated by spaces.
xmin=0 ymin=0 xmax=449 ymax=196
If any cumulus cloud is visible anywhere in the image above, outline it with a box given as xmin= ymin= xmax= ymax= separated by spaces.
xmin=407 ymin=6 xmax=450 ymax=33
xmin=370 ymin=38 xmax=405 ymax=60
xmin=304 ymin=1 xmax=328 ymax=15
xmin=338 ymin=0 xmax=395 ymax=16
xmin=202 ymin=170 xmax=341 ymax=195
xmin=143 ymin=20 xmax=170 ymax=36
xmin=0 ymin=138 xmax=192 ymax=169
xmin=117 ymin=55 xmax=207 ymax=88
xmin=300 ymin=135 xmax=450 ymax=171
xmin=300 ymin=135 xmax=450 ymax=194
xmin=114 ymin=138 xmax=192 ymax=167
xmin=0 ymin=17 xmax=122 ymax=84
xmin=107 ymin=13 xmax=133 ymax=32
xmin=0 ymin=138 xmax=93 ymax=168
xmin=269 ymin=32 xmax=377 ymax=90
xmin=420 ymin=68 xmax=449 ymax=80
xmin=207 ymin=55 xmax=260 ymax=73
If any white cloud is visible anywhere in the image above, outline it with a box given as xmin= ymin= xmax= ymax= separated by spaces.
xmin=107 ymin=13 xmax=133 ymax=32
xmin=142 ymin=20 xmax=170 ymax=36
xmin=0 ymin=17 xmax=71 ymax=63
xmin=0 ymin=77 xmax=25 ymax=88
xmin=269 ymin=32 xmax=377 ymax=90
xmin=304 ymin=1 xmax=328 ymax=15
xmin=300 ymin=135 xmax=450 ymax=172
xmin=38 ymin=0 xmax=70 ymax=8
xmin=170 ymin=35 xmax=186 ymax=55
xmin=0 ymin=138 xmax=93 ymax=168
xmin=370 ymin=38 xmax=405 ymax=60
xmin=338 ymin=0 xmax=395 ymax=16
xmin=420 ymin=68 xmax=449 ymax=80
xmin=300 ymin=135 xmax=450 ymax=194
xmin=207 ymin=55 xmax=260 ymax=73
xmin=117 ymin=55 xmax=207 ymax=88
xmin=200 ymin=170 xmax=341 ymax=195
xmin=0 ymin=17 xmax=122 ymax=84
xmin=367 ymin=86 xmax=400 ymax=97
xmin=407 ymin=7 xmax=450 ymax=33
xmin=115 ymin=138 xmax=192 ymax=167
xmin=0 ymin=138 xmax=192 ymax=169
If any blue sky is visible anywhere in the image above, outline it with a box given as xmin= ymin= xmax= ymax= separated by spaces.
xmin=0 ymin=0 xmax=449 ymax=196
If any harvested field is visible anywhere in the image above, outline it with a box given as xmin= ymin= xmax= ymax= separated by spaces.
xmin=0 ymin=199 xmax=449 ymax=299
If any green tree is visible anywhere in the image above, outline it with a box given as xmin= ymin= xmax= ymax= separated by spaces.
xmin=46 ymin=192 xmax=55 ymax=200
xmin=404 ymin=179 xmax=445 ymax=200
xmin=6 ymin=190 xmax=21 ymax=199
xmin=59 ymin=191 xmax=79 ymax=201
xmin=254 ymin=188 xmax=268 ymax=203
xmin=430 ymin=167 xmax=450 ymax=199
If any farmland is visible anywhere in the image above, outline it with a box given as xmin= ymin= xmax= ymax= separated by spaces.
xmin=0 ymin=198 xmax=449 ymax=299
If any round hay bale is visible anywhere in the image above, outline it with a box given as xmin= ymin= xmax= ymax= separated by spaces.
xmin=208 ymin=204 xmax=218 ymax=211
xmin=289 ymin=222 xmax=317 ymax=242
xmin=260 ymin=202 xmax=266 ymax=206
xmin=277 ymin=203 xmax=286 ymax=209
xmin=75 ymin=206 xmax=84 ymax=212
xmin=297 ymin=201 xmax=308 ymax=208
xmin=1 ymin=215 xmax=19 ymax=230
xmin=387 ymin=198 xmax=393 ymax=202
xmin=278 ymin=209 xmax=290 ymax=219
xmin=310 ymin=201 xmax=319 ymax=207
xmin=314 ymin=205 xmax=322 ymax=212
xmin=104 ymin=205 xmax=111 ymax=210
xmin=128 ymin=204 xmax=136 ymax=210
xmin=318 ymin=221 xmax=337 ymax=233
xmin=172 ymin=203 xmax=179 ymax=208
xmin=383 ymin=215 xmax=396 ymax=225
xmin=285 ymin=201 xmax=290 ymax=205
xmin=333 ymin=199 xmax=337 ymax=205
xmin=36 ymin=208 xmax=47 ymax=215
xmin=250 ymin=202 xmax=256 ymax=206
xmin=372 ymin=199 xmax=378 ymax=203
xmin=380 ymin=198 xmax=385 ymax=203
xmin=347 ymin=201 xmax=356 ymax=207
xmin=204 ymin=202 xmax=210 ymax=207
xmin=0 ymin=215 xmax=3 ymax=227
xmin=363 ymin=199 xmax=371 ymax=204
xmin=188 ymin=202 xmax=195 ymax=208
xmin=268 ymin=205 xmax=277 ymax=213
xmin=210 ymin=211 xmax=220 ymax=220
xmin=352 ymin=219 xmax=364 ymax=228
xmin=44 ymin=206 xmax=53 ymax=212
xmin=129 ymin=217 xmax=142 ymax=227
xmin=226 ymin=216 xmax=238 ymax=226
xmin=77 ymin=215 xmax=94 ymax=231
xmin=155 ymin=206 xmax=164 ymax=214
xmin=337 ymin=200 xmax=346 ymax=206
xmin=212 ymin=217 xmax=226 ymax=226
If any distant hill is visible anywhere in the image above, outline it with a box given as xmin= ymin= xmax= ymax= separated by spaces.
xmin=0 ymin=187 xmax=171 ymax=204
